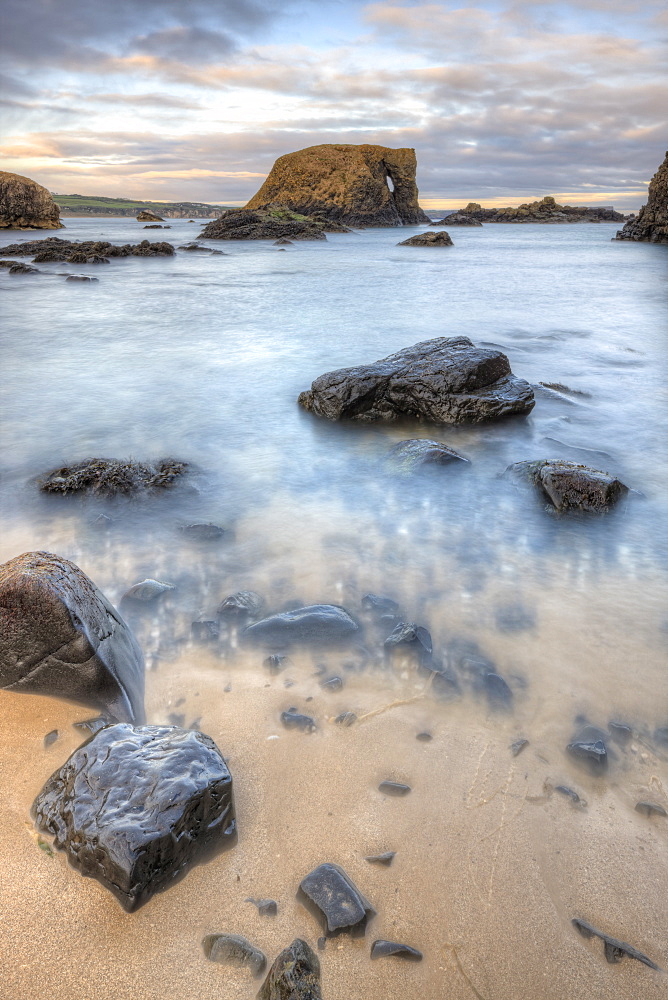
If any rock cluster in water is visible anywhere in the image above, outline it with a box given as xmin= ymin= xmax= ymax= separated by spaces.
xmin=430 ymin=212 xmax=482 ymax=226
xmin=39 ymin=458 xmax=188 ymax=496
xmin=32 ymin=723 xmax=235 ymax=911
xmin=298 ymin=336 xmax=535 ymax=424
xmin=245 ymin=144 xmax=430 ymax=227
xmin=457 ymin=197 xmax=625 ymax=223
xmin=0 ymin=171 xmax=63 ymax=230
xmin=199 ymin=208 xmax=332 ymax=241
xmin=0 ymin=236 xmax=174 ymax=262
xmin=0 ymin=551 xmax=144 ymax=723
xmin=614 ymin=151 xmax=668 ymax=243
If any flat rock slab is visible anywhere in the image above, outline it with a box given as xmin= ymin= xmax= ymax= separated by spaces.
xmin=398 ymin=231 xmax=453 ymax=246
xmin=371 ymin=940 xmax=423 ymax=960
xmin=32 ymin=723 xmax=235 ymax=911
xmin=299 ymin=863 xmax=375 ymax=934
xmin=298 ymin=336 xmax=534 ymax=425
xmin=244 ymin=605 xmax=359 ymax=647
xmin=0 ymin=550 xmax=144 ymax=723
xmin=257 ymin=939 xmax=322 ymax=1000
xmin=506 ymin=459 xmax=628 ymax=512
xmin=202 ymin=934 xmax=266 ymax=976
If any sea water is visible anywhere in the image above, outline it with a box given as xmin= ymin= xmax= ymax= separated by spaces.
xmin=0 ymin=219 xmax=666 ymax=999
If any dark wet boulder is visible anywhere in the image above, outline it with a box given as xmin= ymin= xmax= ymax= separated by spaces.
xmin=218 ymin=591 xmax=265 ymax=620
xmin=379 ymin=780 xmax=411 ymax=796
xmin=430 ymin=212 xmax=482 ymax=227
xmin=386 ymin=438 xmax=469 ymax=472
xmin=32 ymin=723 xmax=235 ymax=911
xmin=39 ymin=457 xmax=187 ymax=496
xmin=200 ymin=208 xmax=327 ymax=241
xmin=299 ymin=863 xmax=375 ymax=934
xmin=0 ymin=551 xmax=144 ymax=723
xmin=244 ymin=605 xmax=359 ymax=647
xmin=567 ymin=725 xmax=608 ymax=774
xmin=281 ymin=707 xmax=316 ymax=733
xmin=257 ymin=939 xmax=322 ymax=1000
xmin=635 ymin=801 xmax=667 ymax=818
xmin=572 ymin=918 xmax=661 ymax=970
xmin=398 ymin=230 xmax=453 ymax=246
xmin=246 ymin=897 xmax=279 ymax=916
xmin=506 ymin=459 xmax=628 ymax=512
xmin=202 ymin=933 xmax=266 ymax=975
xmin=371 ymin=940 xmax=423 ymax=960
xmin=298 ymin=336 xmax=534 ymax=425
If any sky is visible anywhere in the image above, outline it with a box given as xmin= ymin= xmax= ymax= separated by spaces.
xmin=0 ymin=0 xmax=665 ymax=210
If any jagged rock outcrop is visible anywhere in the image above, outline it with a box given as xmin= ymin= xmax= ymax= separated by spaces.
xmin=614 ymin=152 xmax=668 ymax=243
xmin=200 ymin=208 xmax=329 ymax=241
xmin=398 ymin=231 xmax=453 ymax=246
xmin=32 ymin=723 xmax=235 ymax=910
xmin=298 ymin=337 xmax=535 ymax=425
xmin=430 ymin=212 xmax=482 ymax=227
xmin=459 ymin=197 xmax=624 ymax=224
xmin=246 ymin=144 xmax=430 ymax=227
xmin=0 ymin=171 xmax=63 ymax=229
xmin=0 ymin=551 xmax=144 ymax=722
xmin=136 ymin=210 xmax=164 ymax=222
xmin=1 ymin=237 xmax=174 ymax=261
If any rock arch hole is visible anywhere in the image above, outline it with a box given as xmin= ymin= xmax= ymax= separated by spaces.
xmin=386 ymin=174 xmax=395 ymax=193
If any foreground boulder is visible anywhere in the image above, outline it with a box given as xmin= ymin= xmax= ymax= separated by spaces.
xmin=0 ymin=171 xmax=63 ymax=229
xmin=40 ymin=457 xmax=187 ymax=496
xmin=299 ymin=863 xmax=375 ymax=934
xmin=33 ymin=723 xmax=235 ymax=911
xmin=398 ymin=231 xmax=453 ymax=246
xmin=257 ymin=939 xmax=321 ymax=999
xmin=200 ymin=209 xmax=328 ymax=241
xmin=0 ymin=551 xmax=144 ymax=723
xmin=244 ymin=605 xmax=359 ymax=647
xmin=137 ymin=209 xmax=164 ymax=222
xmin=614 ymin=151 xmax=668 ymax=243
xmin=507 ymin=459 xmax=628 ymax=512
xmin=430 ymin=212 xmax=482 ymax=226
xmin=246 ymin=144 xmax=430 ymax=227
xmin=298 ymin=337 xmax=534 ymax=424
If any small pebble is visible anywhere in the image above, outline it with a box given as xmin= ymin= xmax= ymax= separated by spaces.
xmin=245 ymin=897 xmax=278 ymax=916
xmin=43 ymin=730 xmax=59 ymax=748
xmin=511 ymin=738 xmax=529 ymax=757
xmin=202 ymin=934 xmax=266 ymax=976
xmin=416 ymin=731 xmax=432 ymax=742
xmin=635 ymin=801 xmax=667 ymax=818
xmin=365 ymin=852 xmax=395 ymax=866
xmin=379 ymin=780 xmax=411 ymax=796
xmin=334 ymin=711 xmax=357 ymax=727
xmin=281 ymin=708 xmax=316 ymax=732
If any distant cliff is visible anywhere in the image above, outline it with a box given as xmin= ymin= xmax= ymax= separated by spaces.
xmin=54 ymin=195 xmax=226 ymax=219
xmin=246 ymin=144 xmax=430 ymax=227
xmin=458 ymin=197 xmax=625 ymax=224
xmin=614 ymin=152 xmax=668 ymax=243
xmin=0 ymin=172 xmax=62 ymax=229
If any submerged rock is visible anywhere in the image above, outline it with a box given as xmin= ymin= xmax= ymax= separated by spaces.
xmin=180 ymin=522 xmax=226 ymax=541
xmin=122 ymin=579 xmax=174 ymax=602
xmin=191 ymin=619 xmax=220 ymax=642
xmin=371 ymin=940 xmax=423 ymax=961
xmin=200 ymin=208 xmax=327 ymax=241
xmin=334 ymin=711 xmax=357 ymax=727
xmin=257 ymin=939 xmax=321 ymax=1000
xmin=0 ymin=171 xmax=63 ymax=229
xmin=44 ymin=729 xmax=59 ymax=747
xmin=506 ymin=459 xmax=628 ymax=512
xmin=635 ymin=801 xmax=667 ymax=818
xmin=572 ymin=918 xmax=661 ymax=970
xmin=8 ymin=261 xmax=40 ymax=274
xmin=244 ymin=605 xmax=359 ymax=647
xmin=386 ymin=438 xmax=469 ymax=472
xmin=66 ymin=274 xmax=98 ymax=282
xmin=39 ymin=457 xmax=187 ymax=496
xmin=298 ymin=336 xmax=534 ymax=425
xmin=0 ymin=551 xmax=144 ymax=723
xmin=202 ymin=934 xmax=266 ymax=975
xmin=218 ymin=591 xmax=265 ymax=620
xmin=361 ymin=594 xmax=399 ymax=618
xmin=567 ymin=725 xmax=608 ymax=774
xmin=32 ymin=723 xmax=235 ymax=911
xmin=384 ymin=622 xmax=432 ymax=664
xmin=281 ymin=707 xmax=316 ymax=733
xmin=397 ymin=231 xmax=453 ymax=246
xmin=246 ymin=897 xmax=279 ymax=916
xmin=431 ymin=212 xmax=482 ymax=227
xmin=299 ymin=863 xmax=375 ymax=934
xmin=246 ymin=143 xmax=429 ymax=227
xmin=614 ymin=152 xmax=668 ymax=243
xmin=510 ymin=738 xmax=529 ymax=757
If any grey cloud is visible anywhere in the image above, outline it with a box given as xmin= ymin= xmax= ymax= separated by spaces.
xmin=131 ymin=26 xmax=237 ymax=62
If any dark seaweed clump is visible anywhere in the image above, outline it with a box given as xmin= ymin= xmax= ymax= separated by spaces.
xmin=39 ymin=458 xmax=188 ymax=496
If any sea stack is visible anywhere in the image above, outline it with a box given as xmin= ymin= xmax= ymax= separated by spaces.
xmin=0 ymin=171 xmax=63 ymax=229
xmin=614 ymin=152 xmax=668 ymax=243
xmin=245 ymin=144 xmax=430 ymax=227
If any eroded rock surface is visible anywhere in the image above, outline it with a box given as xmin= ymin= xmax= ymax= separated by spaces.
xmin=40 ymin=458 xmax=187 ymax=496
xmin=0 ymin=551 xmax=144 ymax=723
xmin=614 ymin=151 xmax=668 ymax=243
xmin=507 ymin=459 xmax=628 ymax=512
xmin=257 ymin=939 xmax=322 ymax=999
xmin=244 ymin=605 xmax=359 ymax=646
xmin=33 ymin=723 xmax=235 ymax=911
xmin=200 ymin=209 xmax=328 ymax=241
xmin=246 ymin=144 xmax=430 ymax=227
xmin=299 ymin=337 xmax=534 ymax=424
xmin=0 ymin=171 xmax=63 ymax=229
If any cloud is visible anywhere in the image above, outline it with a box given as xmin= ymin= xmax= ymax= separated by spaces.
xmin=131 ymin=26 xmax=237 ymax=62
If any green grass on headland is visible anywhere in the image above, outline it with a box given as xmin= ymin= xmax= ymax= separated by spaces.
xmin=53 ymin=194 xmax=235 ymax=217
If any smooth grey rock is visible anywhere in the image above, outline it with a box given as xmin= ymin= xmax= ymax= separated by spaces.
xmin=32 ymin=723 xmax=235 ymax=911
xmin=244 ymin=605 xmax=359 ymax=647
xmin=122 ymin=579 xmax=174 ymax=602
xmin=365 ymin=852 xmax=395 ymax=866
xmin=299 ymin=863 xmax=375 ymax=934
xmin=371 ymin=939 xmax=423 ymax=960
xmin=202 ymin=933 xmax=266 ymax=975
xmin=298 ymin=337 xmax=534 ymax=425
xmin=378 ymin=780 xmax=411 ymax=796
xmin=257 ymin=939 xmax=321 ymax=999
xmin=281 ymin=707 xmax=316 ymax=733
xmin=510 ymin=738 xmax=529 ymax=757
xmin=0 ymin=551 xmax=144 ymax=723
xmin=635 ymin=801 xmax=667 ymax=818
